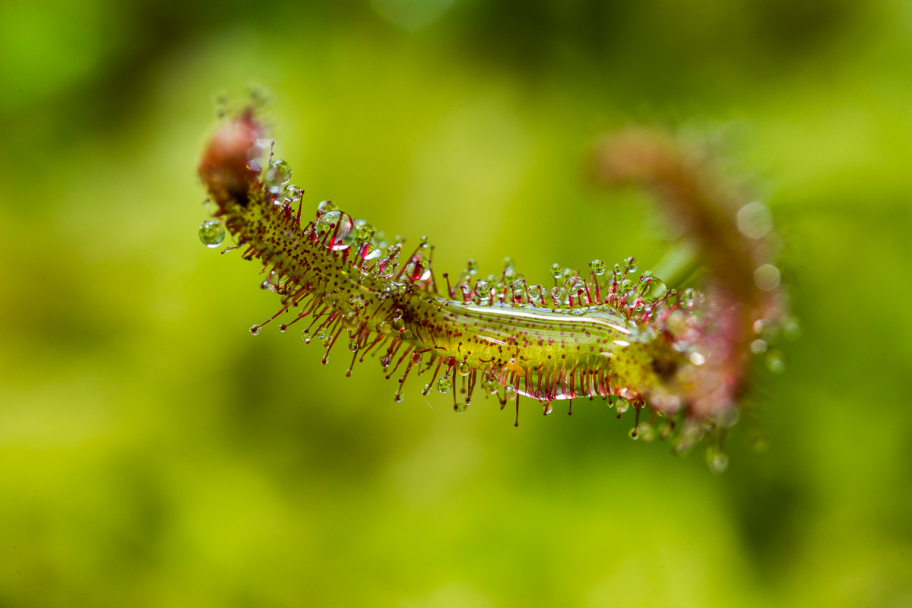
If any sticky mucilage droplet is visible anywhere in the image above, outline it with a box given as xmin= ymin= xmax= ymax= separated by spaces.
xmin=314 ymin=210 xmax=356 ymax=251
xmin=264 ymin=159 xmax=292 ymax=194
xmin=199 ymin=220 xmax=226 ymax=248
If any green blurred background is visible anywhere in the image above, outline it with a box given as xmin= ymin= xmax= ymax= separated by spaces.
xmin=1 ymin=0 xmax=911 ymax=606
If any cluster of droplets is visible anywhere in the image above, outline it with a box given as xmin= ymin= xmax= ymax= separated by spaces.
xmin=440 ymin=254 xmax=673 ymax=322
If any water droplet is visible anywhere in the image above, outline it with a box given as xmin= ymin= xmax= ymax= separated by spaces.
xmin=624 ymin=256 xmax=638 ymax=274
xmin=566 ymin=276 xmax=585 ymax=296
xmin=283 ymin=184 xmax=303 ymax=202
xmin=750 ymin=339 xmax=767 ymax=354
xmin=380 ymin=355 xmax=391 ymax=368
xmin=527 ymin=285 xmax=543 ymax=300
xmin=641 ymin=277 xmax=667 ymax=299
xmin=247 ymin=84 xmax=272 ymax=108
xmin=589 ymin=259 xmax=606 ymax=275
xmin=249 ymin=325 xmax=261 ymax=335
xmin=316 ymin=200 xmax=338 ymax=217
xmin=457 ymin=361 xmax=470 ymax=376
xmin=766 ymin=350 xmax=786 ymax=373
xmin=454 ymin=402 xmax=468 ymax=413
xmin=618 ymin=279 xmax=633 ymax=293
xmin=550 ymin=287 xmax=567 ymax=305
xmin=437 ymin=377 xmax=452 ymax=393
xmin=512 ymin=278 xmax=526 ymax=299
xmin=199 ymin=220 xmax=226 ymax=248
xmin=754 ymin=264 xmax=781 ymax=291
xmin=466 ymin=259 xmax=478 ymax=275
xmin=550 ymin=263 xmax=563 ymax=279
xmin=404 ymin=259 xmax=424 ymax=281
xmin=706 ymin=448 xmax=729 ymax=475
xmin=341 ymin=311 xmax=359 ymax=330
xmin=543 ymin=403 xmax=553 ymax=415
xmin=264 ymin=159 xmax=292 ymax=194
xmin=615 ymin=399 xmax=629 ymax=414
xmin=377 ymin=259 xmax=397 ymax=279
xmin=636 ymin=422 xmax=655 ymax=442
xmin=348 ymin=340 xmax=360 ymax=352
xmin=737 ymin=202 xmax=773 ymax=239
xmin=483 ymin=379 xmax=498 ymax=394
xmin=475 ymin=280 xmax=491 ymax=300
xmin=504 ymin=386 xmax=517 ymax=401
xmin=314 ymin=211 xmax=356 ymax=251
xmin=391 ymin=317 xmax=405 ymax=332
xmin=354 ymin=220 xmax=374 ymax=243
xmin=376 ymin=320 xmax=392 ymax=334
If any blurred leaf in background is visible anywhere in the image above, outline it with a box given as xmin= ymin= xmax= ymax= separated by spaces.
xmin=0 ymin=0 xmax=910 ymax=606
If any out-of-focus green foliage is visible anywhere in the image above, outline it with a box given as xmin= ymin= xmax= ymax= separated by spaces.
xmin=1 ymin=1 xmax=910 ymax=606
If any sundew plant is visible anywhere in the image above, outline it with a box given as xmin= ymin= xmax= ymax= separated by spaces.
xmin=196 ymin=105 xmax=792 ymax=471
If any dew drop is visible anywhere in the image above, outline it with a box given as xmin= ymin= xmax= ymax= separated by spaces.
xmin=454 ymin=402 xmax=468 ymax=413
xmin=437 ymin=377 xmax=452 ymax=393
xmin=550 ymin=263 xmax=563 ymax=279
xmin=543 ymin=403 xmax=553 ymax=415
xmin=380 ymin=355 xmax=391 ymax=368
xmin=316 ymin=200 xmax=338 ymax=217
xmin=566 ymin=276 xmax=585 ymax=296
xmin=249 ymin=325 xmax=261 ymax=336
xmin=550 ymin=287 xmax=567 ymax=305
xmin=466 ymin=259 xmax=479 ymax=275
xmin=264 ymin=159 xmax=292 ymax=194
xmin=457 ymin=361 xmax=470 ymax=376
xmin=377 ymin=259 xmax=397 ymax=279
xmin=737 ymin=202 xmax=773 ymax=239
xmin=589 ymin=259 xmax=606 ymax=275
xmin=706 ymin=448 xmax=729 ymax=475
xmin=636 ymin=422 xmax=655 ymax=443
xmin=404 ymin=259 xmax=424 ymax=281
xmin=283 ymin=184 xmax=303 ymax=202
xmin=754 ymin=264 xmax=781 ymax=291
xmin=247 ymin=84 xmax=272 ymax=108
xmin=213 ymin=91 xmax=231 ymax=118
xmin=527 ymin=285 xmax=543 ymax=300
xmin=766 ymin=350 xmax=786 ymax=374
xmin=615 ymin=399 xmax=629 ymax=414
xmin=314 ymin=211 xmax=356 ymax=251
xmin=341 ymin=311 xmax=359 ymax=330
xmin=348 ymin=340 xmax=360 ymax=353
xmin=353 ymin=220 xmax=374 ymax=243
xmin=624 ymin=256 xmax=638 ymax=274
xmin=475 ymin=280 xmax=491 ymax=301
xmin=199 ymin=220 xmax=226 ymax=248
